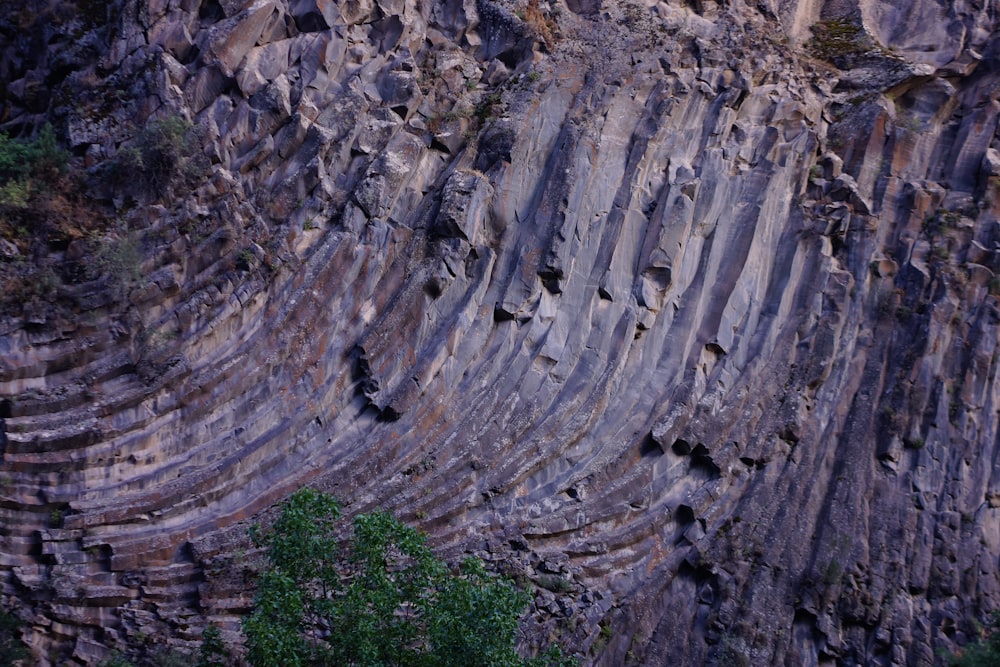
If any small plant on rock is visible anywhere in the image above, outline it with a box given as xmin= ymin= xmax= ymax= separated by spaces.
xmin=114 ymin=114 xmax=203 ymax=198
xmin=196 ymin=625 xmax=229 ymax=667
xmin=808 ymin=18 xmax=869 ymax=65
xmin=92 ymin=230 xmax=143 ymax=299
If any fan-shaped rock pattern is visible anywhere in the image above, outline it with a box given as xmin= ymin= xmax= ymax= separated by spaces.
xmin=1 ymin=0 xmax=999 ymax=664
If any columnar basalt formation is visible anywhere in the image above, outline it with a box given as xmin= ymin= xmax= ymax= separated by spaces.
xmin=1 ymin=0 xmax=999 ymax=664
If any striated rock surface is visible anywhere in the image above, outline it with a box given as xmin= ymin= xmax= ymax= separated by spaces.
xmin=1 ymin=0 xmax=999 ymax=664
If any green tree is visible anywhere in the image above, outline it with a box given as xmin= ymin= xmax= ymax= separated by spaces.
xmin=950 ymin=613 xmax=1000 ymax=667
xmin=243 ymin=488 xmax=576 ymax=667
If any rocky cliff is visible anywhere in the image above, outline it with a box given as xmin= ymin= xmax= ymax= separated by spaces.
xmin=1 ymin=0 xmax=999 ymax=664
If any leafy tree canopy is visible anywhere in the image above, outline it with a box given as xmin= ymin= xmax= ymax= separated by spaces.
xmin=243 ymin=488 xmax=576 ymax=667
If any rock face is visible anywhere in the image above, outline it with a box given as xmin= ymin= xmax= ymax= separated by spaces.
xmin=1 ymin=0 xmax=999 ymax=664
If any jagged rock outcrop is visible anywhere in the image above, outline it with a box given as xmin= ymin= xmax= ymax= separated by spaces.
xmin=1 ymin=0 xmax=999 ymax=664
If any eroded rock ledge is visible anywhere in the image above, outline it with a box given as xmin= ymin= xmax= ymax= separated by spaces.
xmin=1 ymin=0 xmax=999 ymax=664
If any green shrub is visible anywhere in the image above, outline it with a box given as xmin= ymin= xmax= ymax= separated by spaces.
xmin=0 ymin=133 xmax=33 ymax=180
xmin=115 ymin=115 xmax=201 ymax=197
xmin=0 ymin=179 xmax=31 ymax=207
xmin=92 ymin=231 xmax=143 ymax=299
xmin=196 ymin=625 xmax=229 ymax=667
xmin=949 ymin=613 xmax=1000 ymax=666
xmin=243 ymin=488 xmax=576 ymax=667
xmin=592 ymin=623 xmax=612 ymax=653
xmin=24 ymin=124 xmax=68 ymax=179
xmin=0 ymin=609 xmax=29 ymax=665
xmin=0 ymin=124 xmax=68 ymax=207
xmin=534 ymin=574 xmax=573 ymax=594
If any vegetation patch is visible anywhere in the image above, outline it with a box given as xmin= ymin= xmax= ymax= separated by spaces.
xmin=0 ymin=609 xmax=28 ymax=665
xmin=534 ymin=574 xmax=574 ymax=594
xmin=0 ymin=124 xmax=114 ymax=315
xmin=522 ymin=0 xmax=557 ymax=46
xmin=948 ymin=612 xmax=1000 ymax=666
xmin=112 ymin=115 xmax=205 ymax=199
xmin=807 ymin=19 xmax=869 ymax=64
xmin=0 ymin=124 xmax=68 ymax=208
xmin=243 ymin=487 xmax=577 ymax=667
xmin=92 ymin=229 xmax=144 ymax=299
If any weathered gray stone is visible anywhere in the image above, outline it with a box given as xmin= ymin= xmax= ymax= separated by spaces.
xmin=353 ymin=132 xmax=425 ymax=219
xmin=205 ymin=0 xmax=279 ymax=76
xmin=236 ymin=39 xmax=292 ymax=96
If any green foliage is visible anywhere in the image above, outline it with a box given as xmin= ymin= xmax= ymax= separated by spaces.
xmin=476 ymin=92 xmax=503 ymax=123
xmin=0 ymin=124 xmax=68 ymax=208
xmin=249 ymin=487 xmax=341 ymax=582
xmin=534 ymin=574 xmax=573 ymax=594
xmin=244 ymin=488 xmax=575 ymax=667
xmin=328 ymin=510 xmax=450 ymax=666
xmin=0 ymin=133 xmax=33 ymax=180
xmin=591 ymin=623 xmax=613 ymax=654
xmin=94 ymin=627 xmax=227 ymax=667
xmin=0 ymin=609 xmax=29 ymax=665
xmin=417 ymin=556 xmax=528 ymax=667
xmin=25 ymin=124 xmax=68 ymax=179
xmin=0 ymin=179 xmax=31 ymax=207
xmin=115 ymin=115 xmax=201 ymax=196
xmin=0 ymin=124 xmax=66 ymax=181
xmin=196 ymin=625 xmax=229 ymax=667
xmin=523 ymin=645 xmax=578 ymax=667
xmin=92 ymin=231 xmax=143 ymax=299
xmin=243 ymin=569 xmax=310 ymax=666
xmin=950 ymin=613 xmax=1000 ymax=667
xmin=244 ymin=488 xmax=340 ymax=667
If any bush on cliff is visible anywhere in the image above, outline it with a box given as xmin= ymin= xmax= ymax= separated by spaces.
xmin=0 ymin=124 xmax=68 ymax=208
xmin=243 ymin=488 xmax=575 ymax=667
xmin=949 ymin=612 xmax=1000 ymax=667
xmin=0 ymin=609 xmax=29 ymax=665
xmin=112 ymin=115 xmax=203 ymax=198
